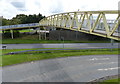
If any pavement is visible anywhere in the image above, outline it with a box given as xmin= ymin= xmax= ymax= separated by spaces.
xmin=1 ymin=43 xmax=118 ymax=49
xmin=2 ymin=55 xmax=119 ymax=82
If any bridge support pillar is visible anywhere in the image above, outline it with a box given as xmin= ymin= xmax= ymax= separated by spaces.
xmin=44 ymin=27 xmax=47 ymax=40
xmin=38 ymin=27 xmax=41 ymax=40
xmin=10 ymin=30 xmax=14 ymax=39
xmin=43 ymin=27 xmax=47 ymax=40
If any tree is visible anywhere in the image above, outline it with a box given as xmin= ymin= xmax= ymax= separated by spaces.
xmin=2 ymin=13 xmax=45 ymax=25
xmin=2 ymin=18 xmax=9 ymax=26
xmin=23 ymin=14 xmax=45 ymax=24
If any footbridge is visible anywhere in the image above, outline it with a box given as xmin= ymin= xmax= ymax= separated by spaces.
xmin=1 ymin=10 xmax=120 ymax=40
xmin=39 ymin=10 xmax=120 ymax=40
xmin=0 ymin=23 xmax=40 ymax=30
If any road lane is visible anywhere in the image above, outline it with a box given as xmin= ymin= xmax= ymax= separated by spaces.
xmin=2 ymin=55 xmax=118 ymax=82
xmin=1 ymin=43 xmax=118 ymax=49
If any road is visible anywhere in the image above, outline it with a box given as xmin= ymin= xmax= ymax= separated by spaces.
xmin=1 ymin=43 xmax=118 ymax=49
xmin=2 ymin=55 xmax=118 ymax=82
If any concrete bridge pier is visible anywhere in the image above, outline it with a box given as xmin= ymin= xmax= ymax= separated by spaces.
xmin=44 ymin=27 xmax=47 ymax=40
xmin=38 ymin=27 xmax=47 ymax=40
xmin=10 ymin=30 xmax=14 ymax=39
xmin=45 ymin=31 xmax=47 ymax=40
xmin=38 ymin=27 xmax=41 ymax=40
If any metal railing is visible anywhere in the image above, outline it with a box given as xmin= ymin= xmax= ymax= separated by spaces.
xmin=0 ymin=23 xmax=40 ymax=30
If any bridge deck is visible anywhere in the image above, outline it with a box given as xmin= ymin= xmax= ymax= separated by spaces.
xmin=0 ymin=23 xmax=40 ymax=30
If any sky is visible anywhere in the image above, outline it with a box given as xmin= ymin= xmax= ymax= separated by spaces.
xmin=0 ymin=0 xmax=119 ymax=19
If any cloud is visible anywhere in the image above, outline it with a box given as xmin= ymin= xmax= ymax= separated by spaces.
xmin=11 ymin=2 xmax=25 ymax=8
xmin=11 ymin=1 xmax=28 ymax=11
xmin=0 ymin=0 xmax=18 ymax=19
xmin=0 ymin=0 xmax=119 ymax=19
xmin=48 ymin=0 xmax=63 ymax=14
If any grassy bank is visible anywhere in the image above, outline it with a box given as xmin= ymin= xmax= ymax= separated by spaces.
xmin=2 ymin=48 xmax=119 ymax=66
xmin=100 ymin=78 xmax=120 ymax=84
xmin=2 ymin=39 xmax=112 ymax=44
xmin=2 ymin=34 xmax=114 ymax=44
xmin=2 ymin=39 xmax=88 ymax=44
xmin=19 ymin=29 xmax=35 ymax=33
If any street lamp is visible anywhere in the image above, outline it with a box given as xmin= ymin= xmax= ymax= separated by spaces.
xmin=61 ymin=37 xmax=64 ymax=48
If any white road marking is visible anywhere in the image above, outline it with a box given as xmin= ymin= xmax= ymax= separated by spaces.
xmin=90 ymin=57 xmax=110 ymax=61
xmin=31 ymin=61 xmax=34 ymax=63
xmin=98 ymin=67 xmax=120 ymax=71
xmin=97 ymin=62 xmax=117 ymax=65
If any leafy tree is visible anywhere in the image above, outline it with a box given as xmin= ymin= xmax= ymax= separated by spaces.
xmin=2 ymin=13 xmax=45 ymax=25
xmin=22 ymin=14 xmax=45 ymax=24
xmin=2 ymin=18 xmax=9 ymax=26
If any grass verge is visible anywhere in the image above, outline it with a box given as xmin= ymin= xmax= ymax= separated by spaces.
xmin=2 ymin=39 xmax=112 ymax=44
xmin=2 ymin=48 xmax=119 ymax=66
xmin=99 ymin=78 xmax=120 ymax=84
xmin=2 ymin=34 xmax=115 ymax=44
xmin=19 ymin=29 xmax=34 ymax=33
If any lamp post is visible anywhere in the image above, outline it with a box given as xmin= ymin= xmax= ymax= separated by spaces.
xmin=61 ymin=37 xmax=64 ymax=48
xmin=110 ymin=39 xmax=114 ymax=51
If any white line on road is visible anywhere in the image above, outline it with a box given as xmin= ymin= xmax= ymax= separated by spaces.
xmin=89 ymin=57 xmax=110 ymax=61
xmin=98 ymin=67 xmax=120 ymax=71
xmin=97 ymin=62 xmax=117 ymax=65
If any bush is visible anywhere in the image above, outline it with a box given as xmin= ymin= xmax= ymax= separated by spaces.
xmin=13 ymin=30 xmax=20 ymax=38
xmin=3 ymin=30 xmax=20 ymax=38
xmin=2 ymin=30 xmax=11 ymax=38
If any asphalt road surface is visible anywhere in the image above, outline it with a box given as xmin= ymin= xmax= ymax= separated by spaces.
xmin=2 ymin=55 xmax=118 ymax=82
xmin=1 ymin=43 xmax=118 ymax=49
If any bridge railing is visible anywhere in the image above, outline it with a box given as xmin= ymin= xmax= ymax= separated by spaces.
xmin=0 ymin=23 xmax=40 ymax=30
xmin=39 ymin=10 xmax=119 ymax=40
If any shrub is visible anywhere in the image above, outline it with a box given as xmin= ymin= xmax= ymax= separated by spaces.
xmin=3 ymin=30 xmax=20 ymax=38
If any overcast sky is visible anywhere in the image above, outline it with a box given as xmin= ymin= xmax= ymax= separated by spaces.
xmin=0 ymin=0 xmax=119 ymax=19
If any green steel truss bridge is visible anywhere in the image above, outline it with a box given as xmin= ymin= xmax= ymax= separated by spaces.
xmin=1 ymin=10 xmax=120 ymax=40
